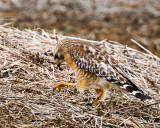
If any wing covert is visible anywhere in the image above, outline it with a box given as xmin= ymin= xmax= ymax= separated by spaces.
xmin=69 ymin=48 xmax=118 ymax=82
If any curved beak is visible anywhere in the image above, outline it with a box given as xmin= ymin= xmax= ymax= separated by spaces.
xmin=56 ymin=60 xmax=61 ymax=67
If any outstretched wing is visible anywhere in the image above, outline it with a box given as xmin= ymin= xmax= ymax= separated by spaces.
xmin=69 ymin=46 xmax=151 ymax=101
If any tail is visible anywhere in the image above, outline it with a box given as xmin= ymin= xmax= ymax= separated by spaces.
xmin=119 ymin=80 xmax=152 ymax=101
xmin=106 ymin=57 xmax=152 ymax=101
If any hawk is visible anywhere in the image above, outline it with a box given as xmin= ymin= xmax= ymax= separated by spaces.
xmin=54 ymin=37 xmax=151 ymax=106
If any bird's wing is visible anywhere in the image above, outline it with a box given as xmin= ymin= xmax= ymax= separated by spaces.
xmin=69 ymin=46 xmax=151 ymax=101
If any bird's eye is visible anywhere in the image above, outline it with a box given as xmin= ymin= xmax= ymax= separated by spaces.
xmin=54 ymin=54 xmax=59 ymax=60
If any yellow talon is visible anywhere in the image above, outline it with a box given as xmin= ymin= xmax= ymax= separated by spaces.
xmin=92 ymin=88 xmax=105 ymax=106
xmin=53 ymin=82 xmax=76 ymax=91
xmin=54 ymin=82 xmax=64 ymax=90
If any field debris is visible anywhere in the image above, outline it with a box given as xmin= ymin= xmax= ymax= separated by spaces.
xmin=0 ymin=25 xmax=160 ymax=127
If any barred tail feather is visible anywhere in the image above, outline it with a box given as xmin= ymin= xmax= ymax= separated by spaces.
xmin=120 ymin=80 xmax=152 ymax=101
xmin=110 ymin=62 xmax=152 ymax=101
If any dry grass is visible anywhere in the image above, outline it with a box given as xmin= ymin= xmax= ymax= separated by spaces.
xmin=0 ymin=24 xmax=160 ymax=128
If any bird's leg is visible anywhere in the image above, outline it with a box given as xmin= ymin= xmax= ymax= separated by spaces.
xmin=53 ymin=82 xmax=76 ymax=90
xmin=92 ymin=88 xmax=105 ymax=106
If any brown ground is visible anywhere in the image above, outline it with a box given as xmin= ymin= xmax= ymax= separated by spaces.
xmin=0 ymin=0 xmax=160 ymax=128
